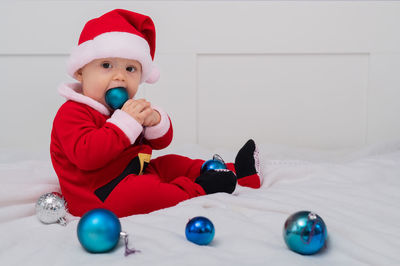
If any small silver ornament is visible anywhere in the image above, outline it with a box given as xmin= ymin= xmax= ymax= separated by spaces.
xmin=35 ymin=192 xmax=67 ymax=226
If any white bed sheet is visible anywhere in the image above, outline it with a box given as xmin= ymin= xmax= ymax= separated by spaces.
xmin=0 ymin=142 xmax=399 ymax=265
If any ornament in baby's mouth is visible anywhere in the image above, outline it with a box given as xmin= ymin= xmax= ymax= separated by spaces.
xmin=105 ymin=87 xmax=129 ymax=110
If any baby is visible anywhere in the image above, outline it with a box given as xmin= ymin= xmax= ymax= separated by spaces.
xmin=50 ymin=9 xmax=262 ymax=218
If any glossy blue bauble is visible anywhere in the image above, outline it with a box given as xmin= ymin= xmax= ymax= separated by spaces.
xmin=185 ymin=216 xmax=215 ymax=245
xmin=105 ymin=87 xmax=129 ymax=110
xmin=200 ymin=159 xmax=227 ymax=174
xmin=283 ymin=211 xmax=327 ymax=255
xmin=77 ymin=208 xmax=121 ymax=253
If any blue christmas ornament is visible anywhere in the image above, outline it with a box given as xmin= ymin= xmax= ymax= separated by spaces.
xmin=200 ymin=154 xmax=227 ymax=174
xmin=185 ymin=216 xmax=215 ymax=245
xmin=283 ymin=211 xmax=327 ymax=255
xmin=105 ymin=87 xmax=129 ymax=110
xmin=77 ymin=208 xmax=121 ymax=253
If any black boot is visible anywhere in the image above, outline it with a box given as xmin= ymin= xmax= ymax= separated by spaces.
xmin=234 ymin=139 xmax=259 ymax=179
xmin=195 ymin=169 xmax=237 ymax=194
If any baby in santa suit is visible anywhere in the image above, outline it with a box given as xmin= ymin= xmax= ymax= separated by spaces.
xmin=50 ymin=9 xmax=262 ymax=218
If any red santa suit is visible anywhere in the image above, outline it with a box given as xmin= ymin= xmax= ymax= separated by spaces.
xmin=51 ymin=84 xmax=259 ymax=217
xmin=51 ymin=9 xmax=261 ymax=218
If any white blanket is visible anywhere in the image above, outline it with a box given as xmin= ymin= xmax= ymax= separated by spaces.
xmin=1 ymin=142 xmax=399 ymax=265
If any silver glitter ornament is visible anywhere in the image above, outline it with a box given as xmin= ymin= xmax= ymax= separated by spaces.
xmin=35 ymin=192 xmax=67 ymax=226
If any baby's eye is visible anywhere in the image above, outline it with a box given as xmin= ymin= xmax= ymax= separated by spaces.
xmin=126 ymin=66 xmax=136 ymax=73
xmin=102 ymin=62 xmax=111 ymax=69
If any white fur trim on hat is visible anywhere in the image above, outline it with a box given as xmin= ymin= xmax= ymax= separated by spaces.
xmin=67 ymin=32 xmax=159 ymax=84
xmin=107 ymin=109 xmax=144 ymax=144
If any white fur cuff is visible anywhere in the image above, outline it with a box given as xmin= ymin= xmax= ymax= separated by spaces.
xmin=144 ymin=106 xmax=171 ymax=140
xmin=107 ymin=109 xmax=143 ymax=144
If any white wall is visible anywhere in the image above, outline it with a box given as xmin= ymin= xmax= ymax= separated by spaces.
xmin=1 ymin=1 xmax=400 ymax=152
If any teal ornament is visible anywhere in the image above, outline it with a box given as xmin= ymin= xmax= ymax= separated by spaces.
xmin=200 ymin=154 xmax=227 ymax=174
xmin=77 ymin=208 xmax=121 ymax=253
xmin=105 ymin=87 xmax=129 ymax=110
xmin=185 ymin=216 xmax=215 ymax=245
xmin=283 ymin=211 xmax=327 ymax=255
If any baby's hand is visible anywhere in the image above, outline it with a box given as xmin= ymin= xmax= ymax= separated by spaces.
xmin=143 ymin=108 xmax=161 ymax=127
xmin=121 ymin=99 xmax=153 ymax=125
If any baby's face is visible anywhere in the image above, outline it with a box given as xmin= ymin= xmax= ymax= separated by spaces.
xmin=75 ymin=57 xmax=142 ymax=109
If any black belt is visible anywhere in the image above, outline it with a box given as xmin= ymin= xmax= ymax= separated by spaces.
xmin=94 ymin=153 xmax=150 ymax=202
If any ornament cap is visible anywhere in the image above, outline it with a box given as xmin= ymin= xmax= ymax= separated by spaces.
xmin=212 ymin=154 xmax=225 ymax=164
xmin=120 ymin=231 xmax=140 ymax=256
xmin=58 ymin=217 xmax=67 ymax=226
xmin=308 ymin=212 xmax=317 ymax=220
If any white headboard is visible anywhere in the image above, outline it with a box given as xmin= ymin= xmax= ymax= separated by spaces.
xmin=1 ymin=1 xmax=400 ymax=151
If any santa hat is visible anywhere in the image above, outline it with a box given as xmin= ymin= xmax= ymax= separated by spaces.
xmin=67 ymin=9 xmax=159 ymax=84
